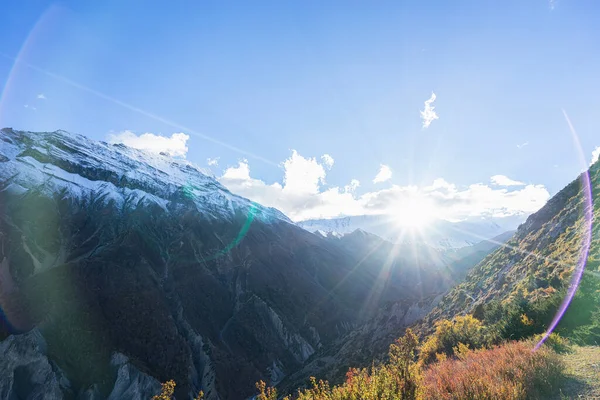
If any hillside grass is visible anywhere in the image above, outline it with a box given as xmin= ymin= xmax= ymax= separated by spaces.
xmin=554 ymin=345 xmax=600 ymax=399
xmin=421 ymin=341 xmax=564 ymax=400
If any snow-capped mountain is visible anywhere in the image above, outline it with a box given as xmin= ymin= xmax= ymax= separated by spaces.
xmin=298 ymin=214 xmax=526 ymax=250
xmin=0 ymin=128 xmax=289 ymax=223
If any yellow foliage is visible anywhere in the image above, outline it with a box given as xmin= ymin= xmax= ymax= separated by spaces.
xmin=152 ymin=381 xmax=175 ymax=400
xmin=256 ymin=380 xmax=284 ymax=400
xmin=532 ymin=332 xmax=572 ymax=354
xmin=520 ymin=314 xmax=533 ymax=326
xmin=419 ymin=315 xmax=485 ymax=365
xmin=152 ymin=380 xmax=204 ymax=400
xmin=453 ymin=342 xmax=471 ymax=361
xmin=258 ymin=329 xmax=422 ymax=400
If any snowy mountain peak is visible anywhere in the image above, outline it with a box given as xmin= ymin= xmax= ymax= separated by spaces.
xmin=0 ymin=128 xmax=290 ymax=223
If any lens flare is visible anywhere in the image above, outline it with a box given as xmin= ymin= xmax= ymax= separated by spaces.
xmin=534 ymin=110 xmax=595 ymax=350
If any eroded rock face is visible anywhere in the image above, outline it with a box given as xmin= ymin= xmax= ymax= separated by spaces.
xmin=0 ymin=329 xmax=67 ymax=400
xmin=106 ymin=353 xmax=161 ymax=400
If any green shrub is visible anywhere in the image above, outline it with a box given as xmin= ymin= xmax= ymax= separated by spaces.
xmin=419 ymin=315 xmax=488 ymax=365
xmin=532 ymin=332 xmax=572 ymax=354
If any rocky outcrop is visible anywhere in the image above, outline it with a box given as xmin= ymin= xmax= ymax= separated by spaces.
xmin=0 ymin=329 xmax=68 ymax=400
xmin=105 ymin=354 xmax=161 ymax=400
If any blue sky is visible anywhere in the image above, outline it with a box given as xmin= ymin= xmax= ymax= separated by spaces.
xmin=1 ymin=0 xmax=599 ymax=221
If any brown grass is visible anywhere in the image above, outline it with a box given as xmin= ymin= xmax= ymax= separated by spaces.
xmin=421 ymin=340 xmax=565 ymax=400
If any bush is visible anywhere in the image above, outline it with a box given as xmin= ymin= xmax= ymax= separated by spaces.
xmin=152 ymin=380 xmax=203 ymax=400
xmin=254 ymin=329 xmax=421 ymax=400
xmin=480 ymin=271 xmax=600 ymax=345
xmin=532 ymin=332 xmax=572 ymax=354
xmin=571 ymin=321 xmax=600 ymax=345
xmin=420 ymin=341 xmax=565 ymax=400
xmin=477 ymin=294 xmax=562 ymax=343
xmin=419 ymin=315 xmax=488 ymax=365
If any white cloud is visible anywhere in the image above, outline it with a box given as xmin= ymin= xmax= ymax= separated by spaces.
xmin=321 ymin=154 xmax=334 ymax=169
xmin=345 ymin=179 xmax=360 ymax=193
xmin=207 ymin=157 xmax=219 ymax=166
xmin=549 ymin=0 xmax=557 ymax=10
xmin=517 ymin=141 xmax=529 ymax=149
xmin=373 ymin=164 xmax=392 ymax=184
xmin=425 ymin=178 xmax=456 ymax=192
xmin=24 ymin=104 xmax=37 ymax=111
xmin=37 ymin=93 xmax=46 ymax=100
xmin=218 ymin=150 xmax=550 ymax=222
xmin=107 ymin=130 xmax=189 ymax=158
xmin=490 ymin=175 xmax=526 ymax=186
xmin=420 ymin=92 xmax=439 ymax=129
xmin=282 ymin=150 xmax=326 ymax=194
xmin=591 ymin=146 xmax=600 ymax=166
xmin=222 ymin=159 xmax=252 ymax=180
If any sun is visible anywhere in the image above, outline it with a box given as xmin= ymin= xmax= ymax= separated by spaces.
xmin=390 ymin=199 xmax=436 ymax=229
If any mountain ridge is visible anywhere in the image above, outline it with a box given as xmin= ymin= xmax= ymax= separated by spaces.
xmin=0 ymin=128 xmax=289 ymax=225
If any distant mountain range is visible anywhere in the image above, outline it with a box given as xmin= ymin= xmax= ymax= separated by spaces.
xmin=298 ymin=214 xmax=526 ymax=250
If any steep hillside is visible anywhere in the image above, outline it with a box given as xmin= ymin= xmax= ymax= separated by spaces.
xmin=422 ymin=159 xmax=600 ymax=338
xmin=441 ymin=230 xmax=517 ymax=283
xmin=0 ymin=129 xmax=463 ymax=400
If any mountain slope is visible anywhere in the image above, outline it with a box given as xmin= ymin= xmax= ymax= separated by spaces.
xmin=0 ymin=129 xmax=461 ymax=400
xmin=421 ymin=159 xmax=600 ymax=336
xmin=0 ymin=128 xmax=287 ymax=224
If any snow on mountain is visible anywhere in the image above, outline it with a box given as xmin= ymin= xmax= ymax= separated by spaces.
xmin=0 ymin=127 xmax=522 ymax=250
xmin=297 ymin=214 xmax=526 ymax=250
xmin=0 ymin=128 xmax=290 ymax=223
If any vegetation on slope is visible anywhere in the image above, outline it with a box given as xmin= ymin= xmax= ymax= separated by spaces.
xmin=420 ymin=340 xmax=563 ymax=400
xmin=424 ymin=161 xmax=600 ymax=343
xmin=249 ymin=328 xmax=565 ymax=400
xmin=155 ymin=323 xmax=567 ymax=399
